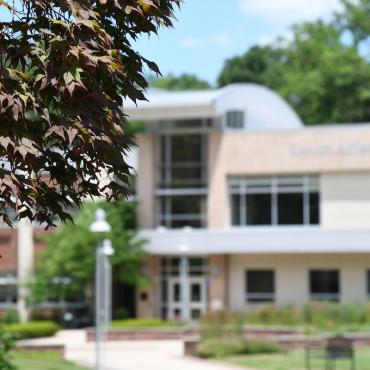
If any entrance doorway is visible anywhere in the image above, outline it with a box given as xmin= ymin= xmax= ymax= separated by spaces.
xmin=167 ymin=277 xmax=207 ymax=321
xmin=159 ymin=257 xmax=208 ymax=321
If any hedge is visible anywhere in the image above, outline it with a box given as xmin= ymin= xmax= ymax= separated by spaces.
xmin=196 ymin=339 xmax=281 ymax=358
xmin=5 ymin=321 xmax=60 ymax=340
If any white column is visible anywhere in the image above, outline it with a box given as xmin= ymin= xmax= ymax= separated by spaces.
xmin=17 ymin=219 xmax=34 ymax=322
xmin=180 ymin=255 xmax=190 ymax=322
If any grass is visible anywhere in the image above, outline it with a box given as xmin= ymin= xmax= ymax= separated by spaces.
xmin=13 ymin=351 xmax=89 ymax=370
xmin=222 ymin=347 xmax=370 ymax=370
xmin=111 ymin=318 xmax=185 ymax=328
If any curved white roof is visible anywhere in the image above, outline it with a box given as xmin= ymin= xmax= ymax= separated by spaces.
xmin=124 ymin=83 xmax=304 ymax=131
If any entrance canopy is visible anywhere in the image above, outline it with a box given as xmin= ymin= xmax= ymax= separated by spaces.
xmin=139 ymin=227 xmax=370 ymax=255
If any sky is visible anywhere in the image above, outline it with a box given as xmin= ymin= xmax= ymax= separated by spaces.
xmin=0 ymin=0 xmax=342 ymax=84
xmin=136 ymin=0 xmax=342 ymax=84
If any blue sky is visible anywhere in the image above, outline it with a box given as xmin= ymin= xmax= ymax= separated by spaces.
xmin=136 ymin=0 xmax=341 ymax=84
xmin=0 ymin=0 xmax=341 ymax=84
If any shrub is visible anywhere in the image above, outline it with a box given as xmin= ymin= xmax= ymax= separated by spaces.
xmin=5 ymin=321 xmax=60 ymax=340
xmin=0 ymin=327 xmax=15 ymax=369
xmin=200 ymin=311 xmax=244 ymax=340
xmin=113 ymin=308 xmax=129 ymax=320
xmin=111 ymin=318 xmax=184 ymax=328
xmin=196 ymin=339 xmax=281 ymax=358
xmin=2 ymin=309 xmax=20 ymax=325
xmin=244 ymin=305 xmax=303 ymax=326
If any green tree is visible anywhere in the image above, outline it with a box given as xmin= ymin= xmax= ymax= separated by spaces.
xmin=0 ymin=0 xmax=180 ymax=227
xmin=218 ymin=4 xmax=370 ymax=125
xmin=28 ymin=200 xmax=146 ymax=305
xmin=149 ymin=73 xmax=211 ymax=90
xmin=217 ymin=45 xmax=285 ymax=89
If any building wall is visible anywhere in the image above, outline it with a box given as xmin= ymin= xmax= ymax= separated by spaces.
xmin=321 ymin=172 xmax=370 ymax=229
xmin=228 ymin=253 xmax=370 ymax=312
xmin=208 ymin=128 xmax=370 ymax=229
xmin=208 ymin=254 xmax=228 ymax=311
xmin=136 ymin=256 xmax=160 ymax=318
xmin=137 ymin=134 xmax=156 ymax=229
xmin=0 ymin=228 xmax=17 ymax=273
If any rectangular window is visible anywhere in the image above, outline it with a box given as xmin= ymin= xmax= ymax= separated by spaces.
xmin=158 ymin=134 xmax=207 ymax=189
xmin=0 ymin=273 xmax=17 ymax=305
xmin=230 ymin=175 xmax=320 ymax=226
xmin=246 ymin=270 xmax=275 ymax=303
xmin=225 ymin=111 xmax=244 ymax=129
xmin=246 ymin=193 xmax=272 ymax=225
xmin=309 ymin=269 xmax=340 ymax=301
xmin=158 ymin=195 xmax=206 ymax=228
xmin=157 ymin=133 xmax=208 ymax=228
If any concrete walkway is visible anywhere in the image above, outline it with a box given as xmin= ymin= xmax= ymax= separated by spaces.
xmin=19 ymin=330 xmax=256 ymax=370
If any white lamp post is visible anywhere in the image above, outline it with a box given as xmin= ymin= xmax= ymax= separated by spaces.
xmin=90 ymin=209 xmax=113 ymax=370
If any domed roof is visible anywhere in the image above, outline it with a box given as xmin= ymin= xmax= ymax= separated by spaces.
xmin=214 ymin=83 xmax=303 ymax=130
xmin=124 ymin=83 xmax=304 ymax=130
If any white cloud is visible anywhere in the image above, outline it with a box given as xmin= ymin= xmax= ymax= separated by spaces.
xmin=240 ymin=0 xmax=341 ymax=28
xmin=180 ymin=33 xmax=233 ymax=48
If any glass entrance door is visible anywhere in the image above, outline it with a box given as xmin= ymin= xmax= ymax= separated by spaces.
xmin=167 ymin=277 xmax=207 ymax=321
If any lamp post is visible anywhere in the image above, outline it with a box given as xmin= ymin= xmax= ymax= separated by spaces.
xmin=89 ymin=209 xmax=113 ymax=370
xmin=178 ymin=227 xmax=191 ymax=322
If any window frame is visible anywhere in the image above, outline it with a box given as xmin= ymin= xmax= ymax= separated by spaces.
xmin=155 ymin=132 xmax=209 ymax=229
xmin=245 ymin=269 xmax=276 ymax=303
xmin=309 ymin=269 xmax=340 ymax=302
xmin=224 ymin=110 xmax=245 ymax=130
xmin=229 ymin=175 xmax=320 ymax=227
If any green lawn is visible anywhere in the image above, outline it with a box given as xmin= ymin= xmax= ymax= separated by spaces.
xmin=222 ymin=347 xmax=370 ymax=370
xmin=112 ymin=318 xmax=185 ymax=328
xmin=13 ymin=351 xmax=89 ymax=370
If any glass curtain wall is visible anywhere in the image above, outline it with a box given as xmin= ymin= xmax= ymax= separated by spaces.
xmin=156 ymin=131 xmax=208 ymax=228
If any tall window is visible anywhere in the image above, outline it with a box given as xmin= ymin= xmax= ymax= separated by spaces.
xmin=157 ymin=133 xmax=208 ymax=228
xmin=245 ymin=270 xmax=275 ymax=303
xmin=230 ymin=175 xmax=320 ymax=226
xmin=158 ymin=134 xmax=207 ymax=189
xmin=309 ymin=270 xmax=340 ymax=301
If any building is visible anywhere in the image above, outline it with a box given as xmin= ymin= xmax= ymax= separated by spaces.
xmin=125 ymin=83 xmax=370 ymax=321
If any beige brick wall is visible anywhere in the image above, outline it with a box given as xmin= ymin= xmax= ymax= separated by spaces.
xmin=208 ymin=128 xmax=370 ymax=229
xmin=136 ymin=255 xmax=159 ymax=318
xmin=228 ymin=253 xmax=370 ymax=312
xmin=137 ymin=134 xmax=156 ymax=229
xmin=208 ymin=254 xmax=228 ymax=311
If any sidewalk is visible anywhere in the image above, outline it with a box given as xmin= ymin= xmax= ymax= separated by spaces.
xmin=20 ymin=330 xmax=256 ymax=370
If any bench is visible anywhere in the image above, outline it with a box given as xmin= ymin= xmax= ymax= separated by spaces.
xmin=305 ymin=335 xmax=355 ymax=370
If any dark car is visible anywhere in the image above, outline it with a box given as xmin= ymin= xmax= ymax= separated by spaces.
xmin=62 ymin=306 xmax=93 ymax=328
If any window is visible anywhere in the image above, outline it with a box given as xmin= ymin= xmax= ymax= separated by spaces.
xmin=229 ymin=175 xmax=320 ymax=226
xmin=158 ymin=134 xmax=207 ymax=189
xmin=246 ymin=270 xmax=275 ymax=303
xmin=225 ymin=110 xmax=244 ymax=129
xmin=0 ymin=273 xmax=17 ymax=306
xmin=158 ymin=194 xmax=206 ymax=228
xmin=156 ymin=133 xmax=208 ymax=228
xmin=309 ymin=270 xmax=340 ymax=301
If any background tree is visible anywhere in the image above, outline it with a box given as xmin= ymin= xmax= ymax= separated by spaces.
xmin=28 ymin=200 xmax=146 ymax=311
xmin=218 ymin=1 xmax=370 ymax=125
xmin=149 ymin=73 xmax=211 ymax=90
xmin=0 ymin=0 xmax=180 ymax=227
xmin=217 ymin=45 xmax=285 ymax=89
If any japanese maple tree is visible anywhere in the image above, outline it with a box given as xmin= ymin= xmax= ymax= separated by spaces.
xmin=0 ymin=0 xmax=180 ymax=227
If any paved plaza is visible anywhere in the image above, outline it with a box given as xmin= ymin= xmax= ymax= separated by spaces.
xmin=19 ymin=330 xmax=254 ymax=370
